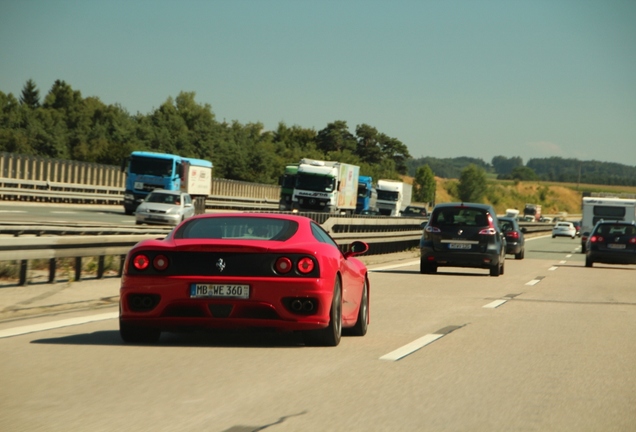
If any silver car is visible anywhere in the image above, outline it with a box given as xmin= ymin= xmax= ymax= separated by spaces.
xmin=135 ymin=189 xmax=195 ymax=226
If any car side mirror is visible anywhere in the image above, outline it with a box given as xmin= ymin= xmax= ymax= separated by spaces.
xmin=521 ymin=227 xmax=527 ymax=233
xmin=344 ymin=240 xmax=369 ymax=258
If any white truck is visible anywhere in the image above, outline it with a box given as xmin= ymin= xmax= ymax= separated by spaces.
xmin=580 ymin=196 xmax=636 ymax=252
xmin=291 ymin=158 xmax=359 ymax=214
xmin=376 ymin=180 xmax=412 ymax=216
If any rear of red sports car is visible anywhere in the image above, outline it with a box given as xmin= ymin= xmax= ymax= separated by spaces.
xmin=119 ymin=213 xmax=369 ymax=346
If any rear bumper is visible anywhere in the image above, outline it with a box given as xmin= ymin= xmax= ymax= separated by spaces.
xmin=420 ymin=246 xmax=502 ymax=269
xmin=587 ymin=250 xmax=636 ymax=265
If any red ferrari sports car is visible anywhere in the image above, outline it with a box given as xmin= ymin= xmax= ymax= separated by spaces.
xmin=119 ymin=213 xmax=370 ymax=346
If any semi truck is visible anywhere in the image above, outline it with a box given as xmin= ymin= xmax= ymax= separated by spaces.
xmin=279 ymin=163 xmax=299 ymax=211
xmin=376 ymin=180 xmax=412 ymax=216
xmin=291 ymin=158 xmax=359 ymax=214
xmin=122 ymin=151 xmax=213 ymax=215
xmin=356 ymin=175 xmax=377 ymax=214
xmin=580 ymin=196 xmax=636 ymax=252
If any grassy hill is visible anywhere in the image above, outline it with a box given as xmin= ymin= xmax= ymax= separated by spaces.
xmin=428 ymin=178 xmax=636 ymax=217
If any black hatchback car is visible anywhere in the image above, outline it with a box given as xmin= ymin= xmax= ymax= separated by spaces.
xmin=585 ymin=221 xmax=636 ymax=267
xmin=498 ymin=216 xmax=525 ymax=260
xmin=420 ymin=203 xmax=506 ymax=276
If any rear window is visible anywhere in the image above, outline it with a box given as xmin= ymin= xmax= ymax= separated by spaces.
xmin=431 ymin=207 xmax=490 ymax=227
xmin=594 ymin=224 xmax=636 ymax=236
xmin=174 ymin=217 xmax=298 ymax=240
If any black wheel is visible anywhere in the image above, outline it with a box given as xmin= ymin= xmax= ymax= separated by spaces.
xmin=490 ymin=262 xmax=501 ymax=277
xmin=135 ymin=221 xmax=142 ymax=225
xmin=345 ymin=279 xmax=368 ymax=337
xmin=303 ymin=277 xmax=342 ymax=347
xmin=120 ymin=321 xmax=161 ymax=344
xmin=420 ymin=259 xmax=437 ymax=274
xmin=585 ymin=256 xmax=593 ymax=268
xmin=552 ymin=235 xmax=556 ymax=238
xmin=515 ymin=248 xmax=524 ymax=260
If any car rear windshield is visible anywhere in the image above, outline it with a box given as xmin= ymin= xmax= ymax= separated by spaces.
xmin=174 ymin=217 xmax=298 ymax=241
xmin=594 ymin=224 xmax=636 ymax=236
xmin=431 ymin=207 xmax=490 ymax=227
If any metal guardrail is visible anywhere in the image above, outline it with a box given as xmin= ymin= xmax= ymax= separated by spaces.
xmin=0 ymin=215 xmax=554 ymax=286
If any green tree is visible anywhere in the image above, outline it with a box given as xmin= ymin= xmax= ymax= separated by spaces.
xmin=510 ymin=166 xmax=538 ymax=181
xmin=315 ymin=120 xmax=356 ymax=156
xmin=19 ymin=79 xmax=40 ymax=109
xmin=413 ymin=164 xmax=436 ymax=204
xmin=355 ymin=123 xmax=383 ymax=164
xmin=492 ymin=155 xmax=523 ymax=176
xmin=457 ymin=164 xmax=488 ymax=202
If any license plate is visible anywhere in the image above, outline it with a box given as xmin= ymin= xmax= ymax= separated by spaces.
xmin=448 ymin=243 xmax=471 ymax=249
xmin=134 ymin=181 xmax=144 ymax=190
xmin=608 ymin=244 xmax=626 ymax=249
xmin=190 ymin=284 xmax=250 ymax=299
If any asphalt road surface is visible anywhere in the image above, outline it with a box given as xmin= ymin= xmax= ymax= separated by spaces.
xmin=1 ymin=233 xmax=634 ymax=431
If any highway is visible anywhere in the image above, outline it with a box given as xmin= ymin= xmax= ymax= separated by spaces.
xmin=1 ymin=229 xmax=635 ymax=431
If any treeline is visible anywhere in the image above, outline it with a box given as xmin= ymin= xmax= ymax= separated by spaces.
xmin=408 ymin=155 xmax=636 ymax=186
xmin=0 ymin=79 xmax=410 ymax=184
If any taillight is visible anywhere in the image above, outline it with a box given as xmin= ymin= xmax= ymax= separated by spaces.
xmin=275 ymin=257 xmax=293 ymax=274
xmin=507 ymin=231 xmax=519 ymax=239
xmin=590 ymin=235 xmax=603 ymax=243
xmin=153 ymin=254 xmax=169 ymax=271
xmin=297 ymin=257 xmax=315 ymax=274
xmin=629 ymin=237 xmax=636 ymax=244
xmin=133 ymin=254 xmax=150 ymax=270
xmin=425 ymin=225 xmax=441 ymax=233
xmin=479 ymin=228 xmax=496 ymax=235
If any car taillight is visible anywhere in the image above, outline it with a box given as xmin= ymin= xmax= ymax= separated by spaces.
xmin=507 ymin=231 xmax=519 ymax=239
xmin=629 ymin=237 xmax=636 ymax=244
xmin=297 ymin=257 xmax=315 ymax=274
xmin=425 ymin=225 xmax=441 ymax=233
xmin=275 ymin=257 xmax=293 ymax=274
xmin=590 ymin=235 xmax=603 ymax=243
xmin=153 ymin=254 xmax=169 ymax=271
xmin=479 ymin=228 xmax=496 ymax=235
xmin=132 ymin=254 xmax=150 ymax=270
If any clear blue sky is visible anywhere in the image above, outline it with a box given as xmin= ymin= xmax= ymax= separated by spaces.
xmin=2 ymin=0 xmax=635 ymax=166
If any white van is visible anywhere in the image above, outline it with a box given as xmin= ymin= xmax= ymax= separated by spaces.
xmin=580 ymin=197 xmax=636 ymax=252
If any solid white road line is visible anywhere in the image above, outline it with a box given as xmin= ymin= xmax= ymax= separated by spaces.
xmin=369 ymin=260 xmax=420 ymax=272
xmin=380 ymin=333 xmax=444 ymax=361
xmin=483 ymin=299 xmax=507 ymax=309
xmin=0 ymin=312 xmax=118 ymax=339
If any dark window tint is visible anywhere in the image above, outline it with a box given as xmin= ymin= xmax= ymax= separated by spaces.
xmin=311 ymin=222 xmax=339 ymax=248
xmin=175 ymin=217 xmax=298 ymax=240
xmin=432 ymin=208 xmax=489 ymax=227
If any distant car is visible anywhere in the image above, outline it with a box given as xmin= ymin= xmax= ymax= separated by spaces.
xmin=135 ymin=189 xmax=195 ymax=226
xmin=420 ymin=202 xmax=506 ymax=276
xmin=585 ymin=221 xmax=636 ymax=267
xmin=120 ymin=213 xmax=371 ymax=346
xmin=498 ymin=216 xmax=525 ymax=259
xmin=402 ymin=205 xmax=428 ymax=218
xmin=552 ymin=221 xmax=576 ymax=239
xmin=573 ymin=220 xmax=581 ymax=237
xmin=359 ymin=209 xmax=380 ymax=216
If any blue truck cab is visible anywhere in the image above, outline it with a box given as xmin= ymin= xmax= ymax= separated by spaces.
xmin=356 ymin=175 xmax=377 ymax=214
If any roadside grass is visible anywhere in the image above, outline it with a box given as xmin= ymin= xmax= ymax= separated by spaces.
xmin=0 ymin=256 xmax=121 ymax=284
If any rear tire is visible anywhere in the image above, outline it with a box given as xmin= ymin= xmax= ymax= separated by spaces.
xmin=490 ymin=262 xmax=501 ymax=277
xmin=303 ymin=277 xmax=342 ymax=347
xmin=420 ymin=260 xmax=437 ymax=274
xmin=515 ymin=248 xmax=524 ymax=260
xmin=585 ymin=256 xmax=593 ymax=267
xmin=119 ymin=321 xmax=161 ymax=344
xmin=345 ymin=279 xmax=368 ymax=337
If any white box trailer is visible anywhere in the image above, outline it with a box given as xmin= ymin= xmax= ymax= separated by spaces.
xmin=580 ymin=196 xmax=636 ymax=252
